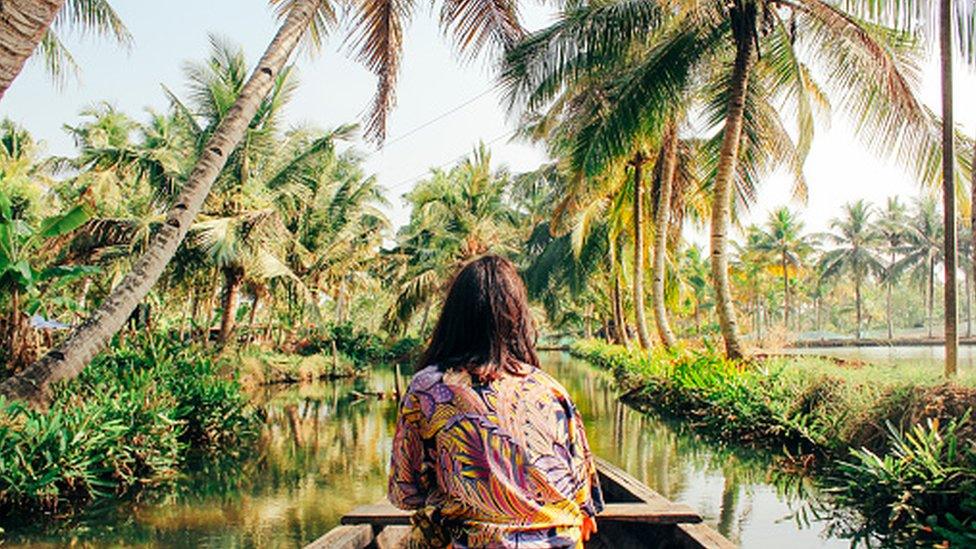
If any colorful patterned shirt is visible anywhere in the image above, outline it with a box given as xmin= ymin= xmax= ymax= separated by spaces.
xmin=388 ymin=364 xmax=604 ymax=548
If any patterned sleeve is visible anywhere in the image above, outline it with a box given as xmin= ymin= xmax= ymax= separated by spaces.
xmin=570 ymin=403 xmax=604 ymax=516
xmin=388 ymin=390 xmax=426 ymax=510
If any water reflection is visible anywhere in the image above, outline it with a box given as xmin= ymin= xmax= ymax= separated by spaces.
xmin=1 ymin=353 xmax=849 ymax=548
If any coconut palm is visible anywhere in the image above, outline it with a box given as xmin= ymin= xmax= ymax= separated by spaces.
xmin=893 ymin=197 xmax=944 ymax=338
xmin=846 ymin=0 xmax=976 ymax=377
xmin=820 ymin=200 xmax=885 ymax=340
xmin=755 ymin=207 xmax=816 ymax=331
xmin=875 ymin=196 xmax=908 ymax=339
xmin=3 ymin=0 xmax=531 ymax=401
xmin=386 ymin=144 xmax=518 ymax=333
xmin=678 ymin=244 xmax=711 ymax=336
xmin=502 ymin=0 xmax=941 ymax=358
xmin=0 ymin=0 xmax=130 ymax=101
xmin=0 ymin=1 xmax=325 ymax=401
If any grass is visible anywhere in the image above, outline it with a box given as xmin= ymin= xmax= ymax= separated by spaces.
xmin=571 ymin=339 xmax=976 ymax=546
xmin=0 ymin=335 xmax=258 ymax=514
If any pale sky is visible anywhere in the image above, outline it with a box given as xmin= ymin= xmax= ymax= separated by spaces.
xmin=0 ymin=1 xmax=973 ymax=239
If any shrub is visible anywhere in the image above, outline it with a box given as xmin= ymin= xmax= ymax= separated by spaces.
xmin=830 ymin=414 xmax=976 ymax=546
xmin=571 ymin=339 xmax=976 ymax=546
xmin=0 ymin=334 xmax=258 ymax=513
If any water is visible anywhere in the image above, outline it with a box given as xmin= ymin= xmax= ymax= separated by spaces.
xmin=786 ymin=344 xmax=976 ymax=372
xmin=0 ymin=353 xmax=846 ymax=548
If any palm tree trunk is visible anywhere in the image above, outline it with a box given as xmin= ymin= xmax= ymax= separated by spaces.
xmin=710 ymin=14 xmax=755 ymax=360
xmin=613 ymin=275 xmax=629 ymax=346
xmin=0 ymin=0 xmax=320 ymax=403
xmin=0 ymin=0 xmax=66 ymax=101
xmin=971 ymin=135 xmax=976 ymax=339
xmin=929 ymin=255 xmax=935 ymax=338
xmin=940 ymin=0 xmax=958 ymax=375
xmin=218 ymin=266 xmax=244 ymax=345
xmin=584 ymin=303 xmax=594 ymax=340
xmin=966 ymin=267 xmax=972 ymax=338
xmin=886 ymin=281 xmax=893 ymax=340
xmin=652 ymin=126 xmax=678 ymax=349
xmin=247 ymin=290 xmax=260 ymax=344
xmin=781 ymin=253 xmax=791 ymax=329
xmin=632 ymin=153 xmax=653 ymax=350
xmin=855 ymin=274 xmax=863 ymax=340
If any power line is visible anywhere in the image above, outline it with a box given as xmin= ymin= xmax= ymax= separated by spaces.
xmin=385 ymin=129 xmax=517 ymax=193
xmin=378 ymin=87 xmax=496 ymax=151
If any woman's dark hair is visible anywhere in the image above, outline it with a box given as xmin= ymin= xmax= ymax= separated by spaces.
xmin=419 ymin=254 xmax=539 ymax=381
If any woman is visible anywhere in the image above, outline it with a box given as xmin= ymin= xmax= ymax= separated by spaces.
xmin=389 ymin=255 xmax=603 ymax=548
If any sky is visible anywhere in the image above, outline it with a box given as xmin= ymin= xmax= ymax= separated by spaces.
xmin=0 ymin=1 xmax=974 ymax=240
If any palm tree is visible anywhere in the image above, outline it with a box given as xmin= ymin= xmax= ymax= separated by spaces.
xmin=2 ymin=0 xmax=527 ymax=401
xmin=755 ymin=208 xmax=816 ymax=331
xmin=875 ymin=197 xmax=908 ymax=339
xmin=847 ymin=0 xmax=976 ymax=378
xmin=733 ymin=225 xmax=774 ymax=341
xmin=0 ymin=0 xmax=130 ymax=101
xmin=386 ymin=144 xmax=518 ymax=332
xmin=894 ymin=197 xmax=944 ymax=339
xmin=820 ymin=201 xmax=884 ymax=340
xmin=503 ymin=0 xmax=938 ymax=358
xmin=630 ymin=151 xmax=653 ymax=349
xmin=678 ymin=244 xmax=711 ymax=336
xmin=0 ymin=0 xmax=325 ymax=402
xmin=651 ymin=122 xmax=679 ymax=349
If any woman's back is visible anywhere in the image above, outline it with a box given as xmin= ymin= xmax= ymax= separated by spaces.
xmin=389 ymin=364 xmax=603 ymax=548
xmin=387 ymin=255 xmax=602 ymax=548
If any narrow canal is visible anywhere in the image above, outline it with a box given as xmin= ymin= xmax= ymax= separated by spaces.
xmin=1 ymin=352 xmax=848 ymax=547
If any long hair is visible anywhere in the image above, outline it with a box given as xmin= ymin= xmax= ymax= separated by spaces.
xmin=419 ymin=255 xmax=539 ymax=381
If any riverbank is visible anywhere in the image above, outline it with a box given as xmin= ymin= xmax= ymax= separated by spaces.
xmin=570 ymin=339 xmax=976 ymax=545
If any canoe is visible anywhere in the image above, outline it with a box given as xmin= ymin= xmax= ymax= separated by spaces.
xmin=306 ymin=458 xmax=735 ymax=548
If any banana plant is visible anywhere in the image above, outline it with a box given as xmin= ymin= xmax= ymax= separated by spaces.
xmin=0 ymin=190 xmax=95 ymax=371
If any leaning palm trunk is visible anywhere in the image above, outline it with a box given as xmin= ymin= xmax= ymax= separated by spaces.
xmin=709 ymin=28 xmax=753 ymax=360
xmin=0 ymin=0 xmax=319 ymax=403
xmin=0 ymin=0 xmax=66 ymax=101
xmin=652 ymin=127 xmax=678 ymax=349
xmin=631 ymin=153 xmax=653 ymax=350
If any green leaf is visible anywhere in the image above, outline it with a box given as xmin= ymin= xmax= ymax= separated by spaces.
xmin=39 ymin=204 xmax=91 ymax=238
xmin=0 ymin=191 xmax=11 ymax=221
xmin=39 ymin=264 xmax=101 ymax=282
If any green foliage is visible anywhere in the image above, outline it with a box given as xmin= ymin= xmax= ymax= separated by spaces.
xmin=0 ymin=336 xmax=258 ymax=513
xmin=572 ymin=339 xmax=976 ymax=546
xmin=297 ymin=322 xmax=422 ymax=365
xmin=830 ymin=415 xmax=976 ymax=546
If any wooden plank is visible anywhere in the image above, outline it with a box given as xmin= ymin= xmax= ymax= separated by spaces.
xmin=338 ymin=501 xmax=700 ymax=529
xmin=375 ymin=525 xmax=411 ymax=549
xmin=595 ymin=457 xmax=679 ymax=508
xmin=599 ymin=502 xmax=701 ymax=525
xmin=340 ymin=503 xmax=412 ymax=526
xmin=674 ymin=523 xmax=738 ymax=549
xmin=304 ymin=524 xmax=373 ymax=549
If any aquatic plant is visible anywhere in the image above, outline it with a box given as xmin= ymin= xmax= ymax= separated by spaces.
xmin=830 ymin=414 xmax=976 ymax=546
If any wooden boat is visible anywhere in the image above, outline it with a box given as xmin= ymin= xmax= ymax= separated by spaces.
xmin=306 ymin=458 xmax=735 ymax=548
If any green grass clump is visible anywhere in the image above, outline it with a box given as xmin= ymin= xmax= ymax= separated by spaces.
xmin=0 ymin=335 xmax=258 ymax=513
